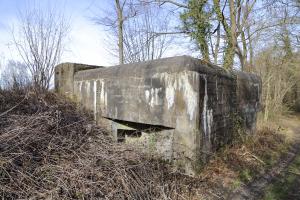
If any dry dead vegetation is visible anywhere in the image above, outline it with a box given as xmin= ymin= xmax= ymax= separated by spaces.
xmin=0 ymin=89 xmax=205 ymax=200
xmin=200 ymin=127 xmax=289 ymax=194
xmin=0 ymin=89 xmax=290 ymax=200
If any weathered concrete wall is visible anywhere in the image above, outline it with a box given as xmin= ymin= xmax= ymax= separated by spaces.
xmin=55 ymin=56 xmax=261 ymax=175
xmin=236 ymin=71 xmax=261 ymax=131
xmin=55 ymin=63 xmax=103 ymax=97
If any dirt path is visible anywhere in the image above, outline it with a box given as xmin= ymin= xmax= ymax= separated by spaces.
xmin=227 ymin=115 xmax=300 ymax=200
xmin=228 ymin=144 xmax=300 ymax=200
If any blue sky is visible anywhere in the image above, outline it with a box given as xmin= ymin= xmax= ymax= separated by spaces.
xmin=0 ymin=0 xmax=116 ymax=67
xmin=0 ymin=0 xmax=194 ymax=71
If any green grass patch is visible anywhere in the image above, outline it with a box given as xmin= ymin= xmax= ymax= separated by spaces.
xmin=263 ymin=152 xmax=300 ymax=200
xmin=239 ymin=169 xmax=254 ymax=183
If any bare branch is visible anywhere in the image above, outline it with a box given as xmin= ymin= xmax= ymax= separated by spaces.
xmin=13 ymin=5 xmax=69 ymax=90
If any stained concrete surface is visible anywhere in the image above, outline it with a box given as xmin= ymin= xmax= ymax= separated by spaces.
xmin=55 ymin=56 xmax=261 ymax=175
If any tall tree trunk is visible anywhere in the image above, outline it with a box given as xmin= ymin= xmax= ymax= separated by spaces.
xmin=227 ymin=0 xmax=237 ymax=69
xmin=247 ymin=25 xmax=254 ymax=68
xmin=282 ymin=25 xmax=293 ymax=60
xmin=200 ymin=36 xmax=210 ymax=62
xmin=214 ymin=25 xmax=220 ymax=64
xmin=116 ymin=0 xmax=124 ymax=64
xmin=229 ymin=0 xmax=237 ymax=52
xmin=241 ymin=30 xmax=248 ymax=70
xmin=213 ymin=0 xmax=235 ymax=70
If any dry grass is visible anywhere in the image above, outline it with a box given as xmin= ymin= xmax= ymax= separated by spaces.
xmin=0 ymin=89 xmax=205 ymax=200
xmin=199 ymin=127 xmax=289 ymax=190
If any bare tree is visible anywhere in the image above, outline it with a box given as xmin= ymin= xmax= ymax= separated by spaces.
xmin=140 ymin=0 xmax=300 ymax=72
xmin=123 ymin=3 xmax=173 ymax=63
xmin=95 ymin=0 xmax=174 ymax=64
xmin=96 ymin=0 xmax=299 ymax=73
xmin=0 ymin=60 xmax=31 ymax=89
xmin=254 ymin=46 xmax=300 ymax=121
xmin=116 ymin=0 xmax=126 ymax=64
xmin=13 ymin=5 xmax=69 ymax=91
xmin=95 ymin=0 xmax=137 ymax=64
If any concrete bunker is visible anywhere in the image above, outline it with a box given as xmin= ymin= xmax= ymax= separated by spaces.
xmin=55 ymin=56 xmax=261 ymax=175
